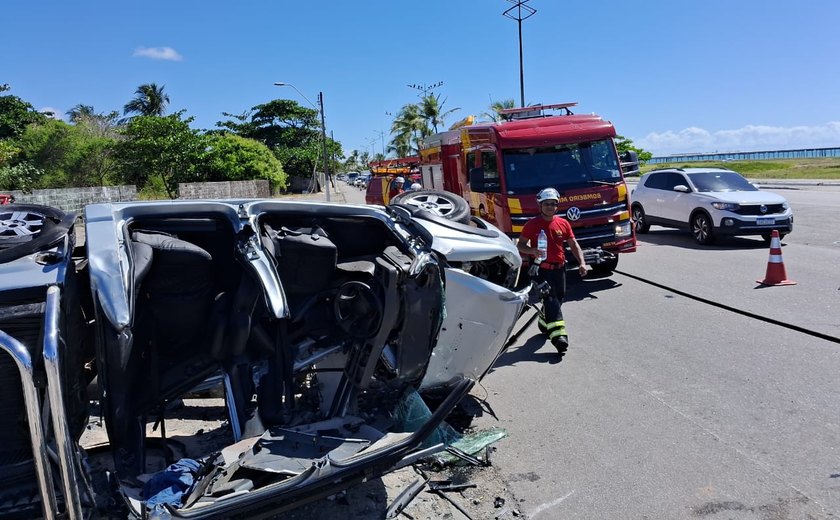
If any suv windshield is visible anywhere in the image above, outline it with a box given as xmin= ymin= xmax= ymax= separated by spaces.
xmin=687 ymin=171 xmax=757 ymax=192
xmin=502 ymin=139 xmax=620 ymax=194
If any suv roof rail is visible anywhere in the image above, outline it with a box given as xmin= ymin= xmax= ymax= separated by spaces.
xmin=645 ymin=167 xmax=685 ymax=173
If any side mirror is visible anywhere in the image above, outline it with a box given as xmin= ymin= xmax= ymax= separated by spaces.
xmin=673 ymin=184 xmax=690 ymax=193
xmin=469 ymin=167 xmax=485 ymax=186
xmin=468 ymin=167 xmax=499 ymax=193
xmin=620 ymin=150 xmax=640 ymax=177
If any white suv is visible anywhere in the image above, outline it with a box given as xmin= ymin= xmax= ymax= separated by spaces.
xmin=631 ymin=167 xmax=793 ymax=244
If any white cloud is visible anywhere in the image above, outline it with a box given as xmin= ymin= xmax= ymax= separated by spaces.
xmin=637 ymin=122 xmax=840 ymax=156
xmin=133 ymin=46 xmax=183 ymax=61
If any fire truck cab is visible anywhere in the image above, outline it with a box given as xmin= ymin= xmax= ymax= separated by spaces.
xmin=417 ymin=103 xmax=637 ymax=274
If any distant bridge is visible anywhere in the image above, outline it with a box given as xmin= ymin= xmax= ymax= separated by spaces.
xmin=648 ymin=146 xmax=840 ymax=164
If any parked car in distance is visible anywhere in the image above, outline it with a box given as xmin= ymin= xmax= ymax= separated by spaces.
xmin=630 ymin=167 xmax=793 ymax=245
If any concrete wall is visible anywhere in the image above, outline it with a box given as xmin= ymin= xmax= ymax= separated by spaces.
xmin=10 ymin=185 xmax=137 ymax=212
xmin=6 ymin=180 xmax=272 ymax=213
xmin=178 ymin=179 xmax=270 ymax=199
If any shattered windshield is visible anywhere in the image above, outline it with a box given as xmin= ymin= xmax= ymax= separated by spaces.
xmin=502 ymin=139 xmax=621 ymax=194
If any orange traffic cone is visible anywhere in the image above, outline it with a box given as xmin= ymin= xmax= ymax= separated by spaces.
xmin=756 ymin=230 xmax=796 ymax=286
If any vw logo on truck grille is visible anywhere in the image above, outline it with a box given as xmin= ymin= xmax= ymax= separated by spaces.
xmin=566 ymin=206 xmax=582 ymax=221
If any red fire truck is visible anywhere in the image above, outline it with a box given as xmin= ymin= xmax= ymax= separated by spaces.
xmin=416 ymin=102 xmax=637 ymax=274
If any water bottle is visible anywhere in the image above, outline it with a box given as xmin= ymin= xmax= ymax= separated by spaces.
xmin=536 ymin=229 xmax=548 ymax=264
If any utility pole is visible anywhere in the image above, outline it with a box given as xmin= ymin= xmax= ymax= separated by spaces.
xmin=503 ymin=0 xmax=537 ymax=108
xmin=317 ymin=92 xmax=330 ymax=201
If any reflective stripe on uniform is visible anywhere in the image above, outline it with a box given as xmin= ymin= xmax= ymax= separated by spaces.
xmin=545 ymin=320 xmax=566 ymax=338
xmin=549 ymin=328 xmax=568 ymax=339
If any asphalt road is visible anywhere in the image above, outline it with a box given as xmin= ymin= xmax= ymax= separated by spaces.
xmin=473 ymin=184 xmax=840 ymax=519
xmin=341 ymin=181 xmax=840 ymax=519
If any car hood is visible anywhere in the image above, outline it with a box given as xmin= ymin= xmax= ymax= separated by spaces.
xmin=699 ymin=190 xmax=788 ymax=205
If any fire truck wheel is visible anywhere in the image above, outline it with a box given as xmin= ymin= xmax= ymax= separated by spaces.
xmin=390 ymin=190 xmax=471 ymax=225
xmin=631 ymin=204 xmax=649 ymax=233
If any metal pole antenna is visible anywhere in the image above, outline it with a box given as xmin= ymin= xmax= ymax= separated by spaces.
xmin=503 ymin=0 xmax=537 ymax=108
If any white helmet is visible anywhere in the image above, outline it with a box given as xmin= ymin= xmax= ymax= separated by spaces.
xmin=395 ymin=176 xmax=405 ymax=183
xmin=410 ymin=183 xmax=422 ymax=191
xmin=536 ymin=187 xmax=561 ymax=203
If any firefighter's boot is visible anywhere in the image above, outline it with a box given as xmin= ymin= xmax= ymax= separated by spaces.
xmin=546 ymin=320 xmax=569 ymax=356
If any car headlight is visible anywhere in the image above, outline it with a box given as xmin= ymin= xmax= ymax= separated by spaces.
xmin=615 ymin=221 xmax=632 ymax=237
xmin=783 ymin=201 xmax=790 ymax=209
xmin=711 ymin=202 xmax=740 ymax=211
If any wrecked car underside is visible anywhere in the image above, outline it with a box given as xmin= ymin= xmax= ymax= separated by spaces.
xmin=0 ymin=200 xmax=527 ymax=519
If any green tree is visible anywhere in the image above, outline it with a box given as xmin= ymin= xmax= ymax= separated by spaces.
xmin=68 ymin=104 xmax=121 ymax=138
xmin=0 ymin=161 xmax=44 ymax=192
xmin=419 ymin=93 xmax=459 ymax=134
xmin=390 ymin=103 xmax=424 ymax=156
xmin=16 ymin=118 xmax=119 ymax=188
xmin=16 ymin=119 xmax=83 ymax=187
xmin=0 ymin=88 xmax=48 ymax=139
xmin=614 ymin=135 xmax=653 ymax=163
xmin=217 ymin=99 xmax=334 ymax=187
xmin=123 ymin=83 xmax=170 ymax=118
xmin=203 ymin=133 xmax=287 ymax=189
xmin=0 ymin=140 xmax=20 ymax=167
xmin=483 ymin=98 xmax=516 ymax=122
xmin=343 ymin=149 xmax=361 ymax=172
xmin=116 ymin=112 xmax=206 ymax=198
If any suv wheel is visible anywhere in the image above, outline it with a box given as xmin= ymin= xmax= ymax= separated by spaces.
xmin=390 ymin=190 xmax=471 ymax=224
xmin=691 ymin=212 xmax=715 ymax=245
xmin=631 ymin=204 xmax=649 ymax=233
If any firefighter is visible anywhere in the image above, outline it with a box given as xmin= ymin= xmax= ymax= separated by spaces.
xmin=388 ymin=176 xmax=406 ymax=200
xmin=516 ymin=187 xmax=589 ymax=356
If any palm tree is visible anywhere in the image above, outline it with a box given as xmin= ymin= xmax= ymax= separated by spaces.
xmin=483 ymin=98 xmax=516 ymax=122
xmin=66 ymin=104 xmax=96 ymax=123
xmin=123 ymin=83 xmax=170 ymax=117
xmin=419 ymin=93 xmax=459 ymax=134
xmin=390 ymin=103 xmax=424 ymax=155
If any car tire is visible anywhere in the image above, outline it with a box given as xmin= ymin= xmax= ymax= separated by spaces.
xmin=390 ymin=190 xmax=471 ymax=225
xmin=691 ymin=212 xmax=715 ymax=245
xmin=0 ymin=204 xmax=66 ymax=246
xmin=631 ymin=204 xmax=649 ymax=233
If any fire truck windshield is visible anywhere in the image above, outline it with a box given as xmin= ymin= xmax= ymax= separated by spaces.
xmin=502 ymin=139 xmax=621 ymax=194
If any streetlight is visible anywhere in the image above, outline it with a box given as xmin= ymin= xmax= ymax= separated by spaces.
xmin=273 ymin=82 xmax=331 ymax=202
xmin=503 ymin=0 xmax=537 ymax=108
xmin=373 ymin=130 xmax=386 ymax=157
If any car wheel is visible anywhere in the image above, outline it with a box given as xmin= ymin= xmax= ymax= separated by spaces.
xmin=0 ymin=204 xmax=66 ymax=246
xmin=691 ymin=212 xmax=715 ymax=245
xmin=390 ymin=189 xmax=471 ymax=224
xmin=631 ymin=204 xmax=649 ymax=233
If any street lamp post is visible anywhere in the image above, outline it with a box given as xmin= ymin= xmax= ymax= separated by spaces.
xmin=503 ymin=0 xmax=537 ymax=108
xmin=273 ymin=82 xmax=331 ymax=202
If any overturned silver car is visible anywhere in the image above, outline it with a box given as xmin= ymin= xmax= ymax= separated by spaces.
xmin=0 ymin=199 xmax=527 ymax=519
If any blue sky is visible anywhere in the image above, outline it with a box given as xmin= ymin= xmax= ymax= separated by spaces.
xmin=3 ymin=0 xmax=839 ymax=157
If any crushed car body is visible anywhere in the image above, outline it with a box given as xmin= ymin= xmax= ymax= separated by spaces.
xmin=0 ymin=199 xmax=527 ymax=519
